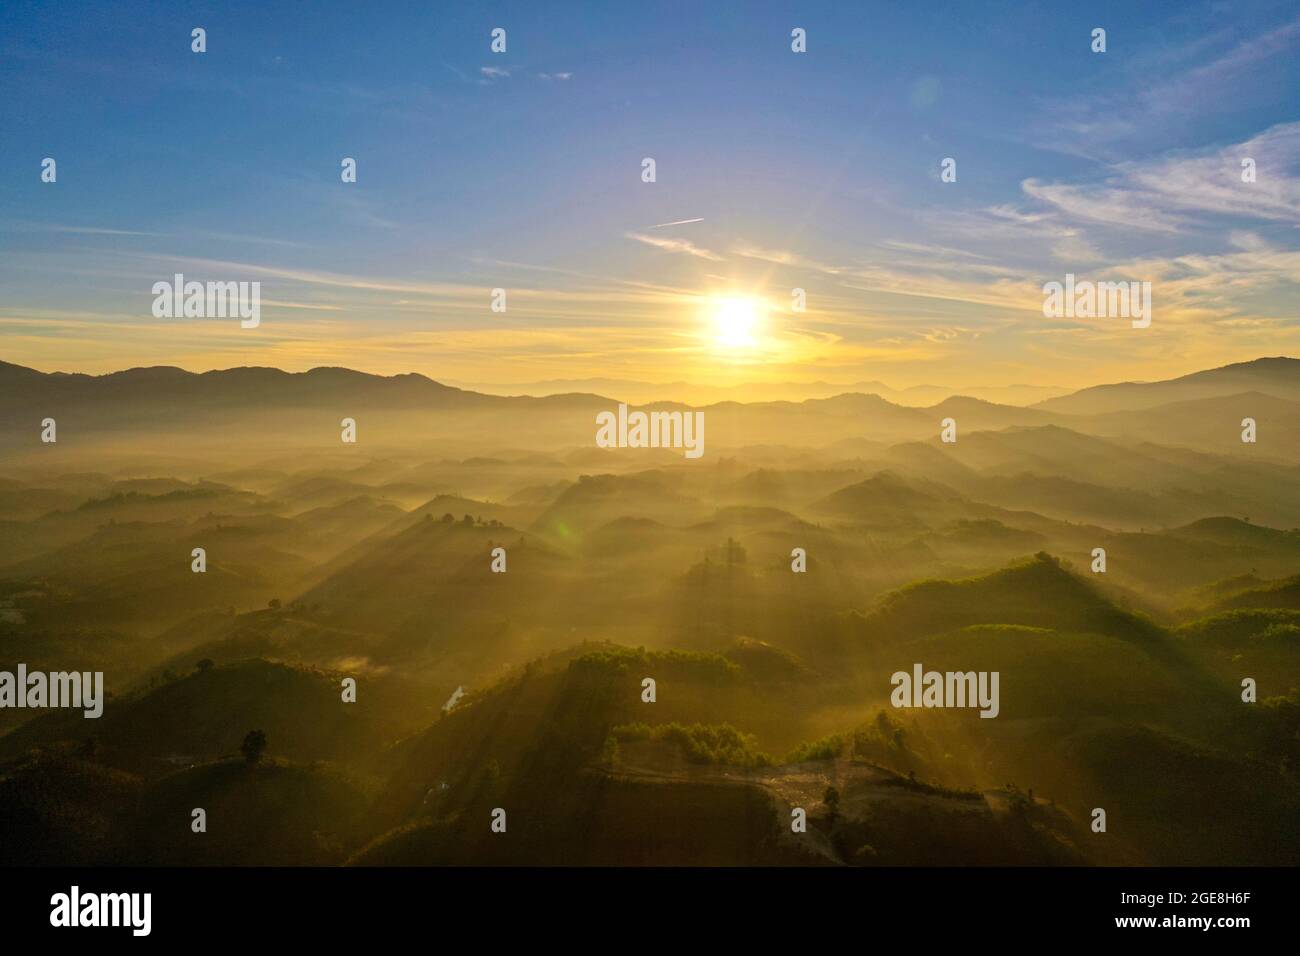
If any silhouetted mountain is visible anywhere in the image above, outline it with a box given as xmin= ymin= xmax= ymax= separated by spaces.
xmin=1035 ymin=357 xmax=1300 ymax=414
xmin=5 ymin=357 xmax=1297 ymax=461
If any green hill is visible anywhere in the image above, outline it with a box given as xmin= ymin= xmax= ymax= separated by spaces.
xmin=853 ymin=553 xmax=1164 ymax=646
xmin=0 ymin=659 xmax=416 ymax=777
xmin=127 ymin=759 xmax=368 ymax=865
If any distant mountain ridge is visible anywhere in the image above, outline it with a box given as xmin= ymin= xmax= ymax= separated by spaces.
xmin=0 ymin=361 xmax=489 ymax=409
xmin=2 ymin=356 xmax=1297 ymax=461
xmin=445 ymin=374 xmax=1071 ymax=407
xmin=1031 ymin=357 xmax=1300 ymax=414
xmin=3 ymin=356 xmax=1294 ymax=413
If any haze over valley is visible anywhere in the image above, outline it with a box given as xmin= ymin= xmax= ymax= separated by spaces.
xmin=1 ymin=356 xmax=1296 ymax=866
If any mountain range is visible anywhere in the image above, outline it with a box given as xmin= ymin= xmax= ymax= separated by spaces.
xmin=3 ymin=356 xmax=1296 ymax=462
xmin=1 ymin=353 xmax=1297 ymax=867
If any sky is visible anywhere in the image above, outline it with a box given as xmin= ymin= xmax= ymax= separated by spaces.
xmin=2 ymin=0 xmax=1299 ymax=393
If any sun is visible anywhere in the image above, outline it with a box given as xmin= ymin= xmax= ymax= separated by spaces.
xmin=711 ymin=296 xmax=763 ymax=349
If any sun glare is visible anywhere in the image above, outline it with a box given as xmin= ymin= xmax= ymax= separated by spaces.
xmin=712 ymin=296 xmax=762 ymax=349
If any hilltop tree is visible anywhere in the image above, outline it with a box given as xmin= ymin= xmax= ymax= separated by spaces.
xmin=241 ymin=729 xmax=267 ymax=765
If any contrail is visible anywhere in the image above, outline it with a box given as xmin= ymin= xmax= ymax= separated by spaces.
xmin=647 ymin=217 xmax=704 ymax=228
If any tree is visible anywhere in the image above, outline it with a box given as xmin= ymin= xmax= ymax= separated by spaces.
xmin=195 ymin=658 xmax=214 ymax=675
xmin=241 ymin=729 xmax=267 ymax=765
xmin=268 ymin=598 xmax=281 ymax=610
xmin=442 ymin=513 xmax=454 ymax=524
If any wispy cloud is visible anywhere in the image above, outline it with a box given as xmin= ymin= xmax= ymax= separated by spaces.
xmin=1123 ymin=122 xmax=1300 ymax=221
xmin=259 ymin=299 xmax=344 ymax=312
xmin=625 ymin=232 xmax=724 ymax=261
xmin=1051 ymin=236 xmax=1105 ymax=264
xmin=1141 ymin=17 xmax=1300 ymax=115
xmin=192 ymin=231 xmax=310 ymax=249
xmin=1 ymin=222 xmax=163 ymax=238
xmin=0 ymin=221 xmax=309 ymax=248
xmin=731 ymin=243 xmax=842 ymax=274
xmin=878 ymin=240 xmax=992 ymax=261
xmin=1020 ymin=178 xmax=1184 ymax=233
xmin=1036 ymin=17 xmax=1300 ymax=158
xmin=1015 ymin=121 xmax=1300 ymax=237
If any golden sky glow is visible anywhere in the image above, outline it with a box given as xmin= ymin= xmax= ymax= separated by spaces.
xmin=3 ymin=10 xmax=1298 ymax=397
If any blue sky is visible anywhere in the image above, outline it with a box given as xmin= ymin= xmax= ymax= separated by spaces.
xmin=2 ymin=0 xmax=1298 ymax=389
